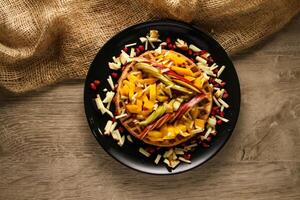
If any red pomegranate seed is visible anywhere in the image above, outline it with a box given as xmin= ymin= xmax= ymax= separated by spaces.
xmin=220 ymin=82 xmax=226 ymax=87
xmin=214 ymin=83 xmax=220 ymax=88
xmin=223 ymin=92 xmax=229 ymax=99
xmin=183 ymin=153 xmax=191 ymax=160
xmin=135 ymin=48 xmax=141 ymax=55
xmin=168 ymin=43 xmax=173 ymax=49
xmin=112 ymin=117 xmax=116 ymax=123
xmin=211 ymin=110 xmax=216 ymax=116
xmin=207 ymin=57 xmax=214 ymax=65
xmin=90 ymin=82 xmax=96 ymax=90
xmin=145 ymin=147 xmax=155 ymax=154
xmin=212 ymin=106 xmax=219 ymax=111
xmin=123 ymin=47 xmax=129 ymax=52
xmin=213 ymin=69 xmax=218 ymax=74
xmin=188 ymin=49 xmax=193 ymax=55
xmin=111 ymin=72 xmax=118 ymax=78
xmin=200 ymin=50 xmax=207 ymax=55
xmin=202 ymin=143 xmax=210 ymax=148
xmin=166 ymin=37 xmax=171 ymax=43
xmin=138 ymin=45 xmax=145 ymax=52
xmin=118 ymin=127 xmax=124 ymax=133
xmin=193 ymin=52 xmax=200 ymax=56
xmin=206 ymin=136 xmax=212 ymax=142
xmin=217 ymin=119 xmax=223 ymax=125
xmin=219 ymin=111 xmax=225 ymax=117
xmin=94 ymin=80 xmax=101 ymax=86
xmin=210 ymin=78 xmax=216 ymax=84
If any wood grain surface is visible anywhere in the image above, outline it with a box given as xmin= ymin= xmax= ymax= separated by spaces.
xmin=1 ymin=17 xmax=300 ymax=200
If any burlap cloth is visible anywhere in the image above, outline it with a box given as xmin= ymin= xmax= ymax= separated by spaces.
xmin=0 ymin=0 xmax=299 ymax=94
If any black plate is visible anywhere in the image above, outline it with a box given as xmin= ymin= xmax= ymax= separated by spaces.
xmin=84 ymin=19 xmax=240 ymax=175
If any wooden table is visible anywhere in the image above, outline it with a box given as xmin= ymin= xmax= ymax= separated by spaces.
xmin=1 ymin=17 xmax=299 ymax=200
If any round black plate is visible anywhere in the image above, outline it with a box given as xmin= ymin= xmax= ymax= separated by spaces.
xmin=84 ymin=19 xmax=240 ymax=175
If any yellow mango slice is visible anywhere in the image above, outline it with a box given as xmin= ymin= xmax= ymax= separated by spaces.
xmin=128 ymin=73 xmax=138 ymax=83
xmin=136 ymin=99 xmax=143 ymax=112
xmin=171 ymin=66 xmax=193 ymax=76
xmin=180 ymin=132 xmax=190 ymax=137
xmin=120 ymin=85 xmax=130 ymax=96
xmin=176 ymin=124 xmax=187 ymax=132
xmin=165 ymin=53 xmax=186 ymax=65
xmin=184 ymin=76 xmax=196 ymax=81
xmin=160 ymin=125 xmax=169 ymax=135
xmin=126 ymin=105 xmax=139 ymax=113
xmin=128 ymin=82 xmax=135 ymax=99
xmin=157 ymin=96 xmax=169 ymax=102
xmin=138 ymin=78 xmax=157 ymax=85
xmin=195 ymin=119 xmax=205 ymax=129
xmin=147 ymin=136 xmax=164 ymax=142
xmin=144 ymin=100 xmax=154 ymax=111
xmin=141 ymin=110 xmax=152 ymax=116
xmin=165 ymin=101 xmax=174 ymax=113
xmin=194 ymin=77 xmax=205 ymax=89
xmin=148 ymin=130 xmax=163 ymax=138
xmin=149 ymin=83 xmax=156 ymax=101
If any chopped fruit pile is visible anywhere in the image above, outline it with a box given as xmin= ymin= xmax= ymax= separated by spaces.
xmin=90 ymin=29 xmax=230 ymax=170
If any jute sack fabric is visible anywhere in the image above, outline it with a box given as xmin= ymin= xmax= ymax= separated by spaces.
xmin=0 ymin=0 xmax=299 ymax=94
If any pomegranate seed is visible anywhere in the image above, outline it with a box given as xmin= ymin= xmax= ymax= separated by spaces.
xmin=145 ymin=147 xmax=155 ymax=154
xmin=211 ymin=110 xmax=216 ymax=116
xmin=217 ymin=119 xmax=223 ymax=125
xmin=166 ymin=37 xmax=171 ymax=43
xmin=90 ymin=82 xmax=96 ymax=90
xmin=212 ymin=106 xmax=219 ymax=111
xmin=118 ymin=127 xmax=124 ymax=133
xmin=202 ymin=143 xmax=210 ymax=148
xmin=111 ymin=72 xmax=118 ymax=78
xmin=207 ymin=57 xmax=214 ymax=65
xmin=168 ymin=43 xmax=173 ymax=49
xmin=214 ymin=83 xmax=220 ymax=88
xmin=183 ymin=153 xmax=191 ymax=160
xmin=213 ymin=69 xmax=218 ymax=74
xmin=210 ymin=78 xmax=216 ymax=84
xmin=188 ymin=49 xmax=193 ymax=55
xmin=135 ymin=48 xmax=141 ymax=55
xmin=123 ymin=47 xmax=129 ymax=52
xmin=200 ymin=50 xmax=207 ymax=55
xmin=219 ymin=111 xmax=225 ymax=117
xmin=138 ymin=45 xmax=145 ymax=52
xmin=112 ymin=117 xmax=116 ymax=123
xmin=193 ymin=52 xmax=200 ymax=56
xmin=220 ymin=82 xmax=226 ymax=87
xmin=94 ymin=80 xmax=101 ymax=86
xmin=223 ymin=92 xmax=229 ymax=99
xmin=206 ymin=136 xmax=212 ymax=142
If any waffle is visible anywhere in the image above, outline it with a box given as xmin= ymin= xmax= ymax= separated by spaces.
xmin=115 ymin=50 xmax=213 ymax=147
